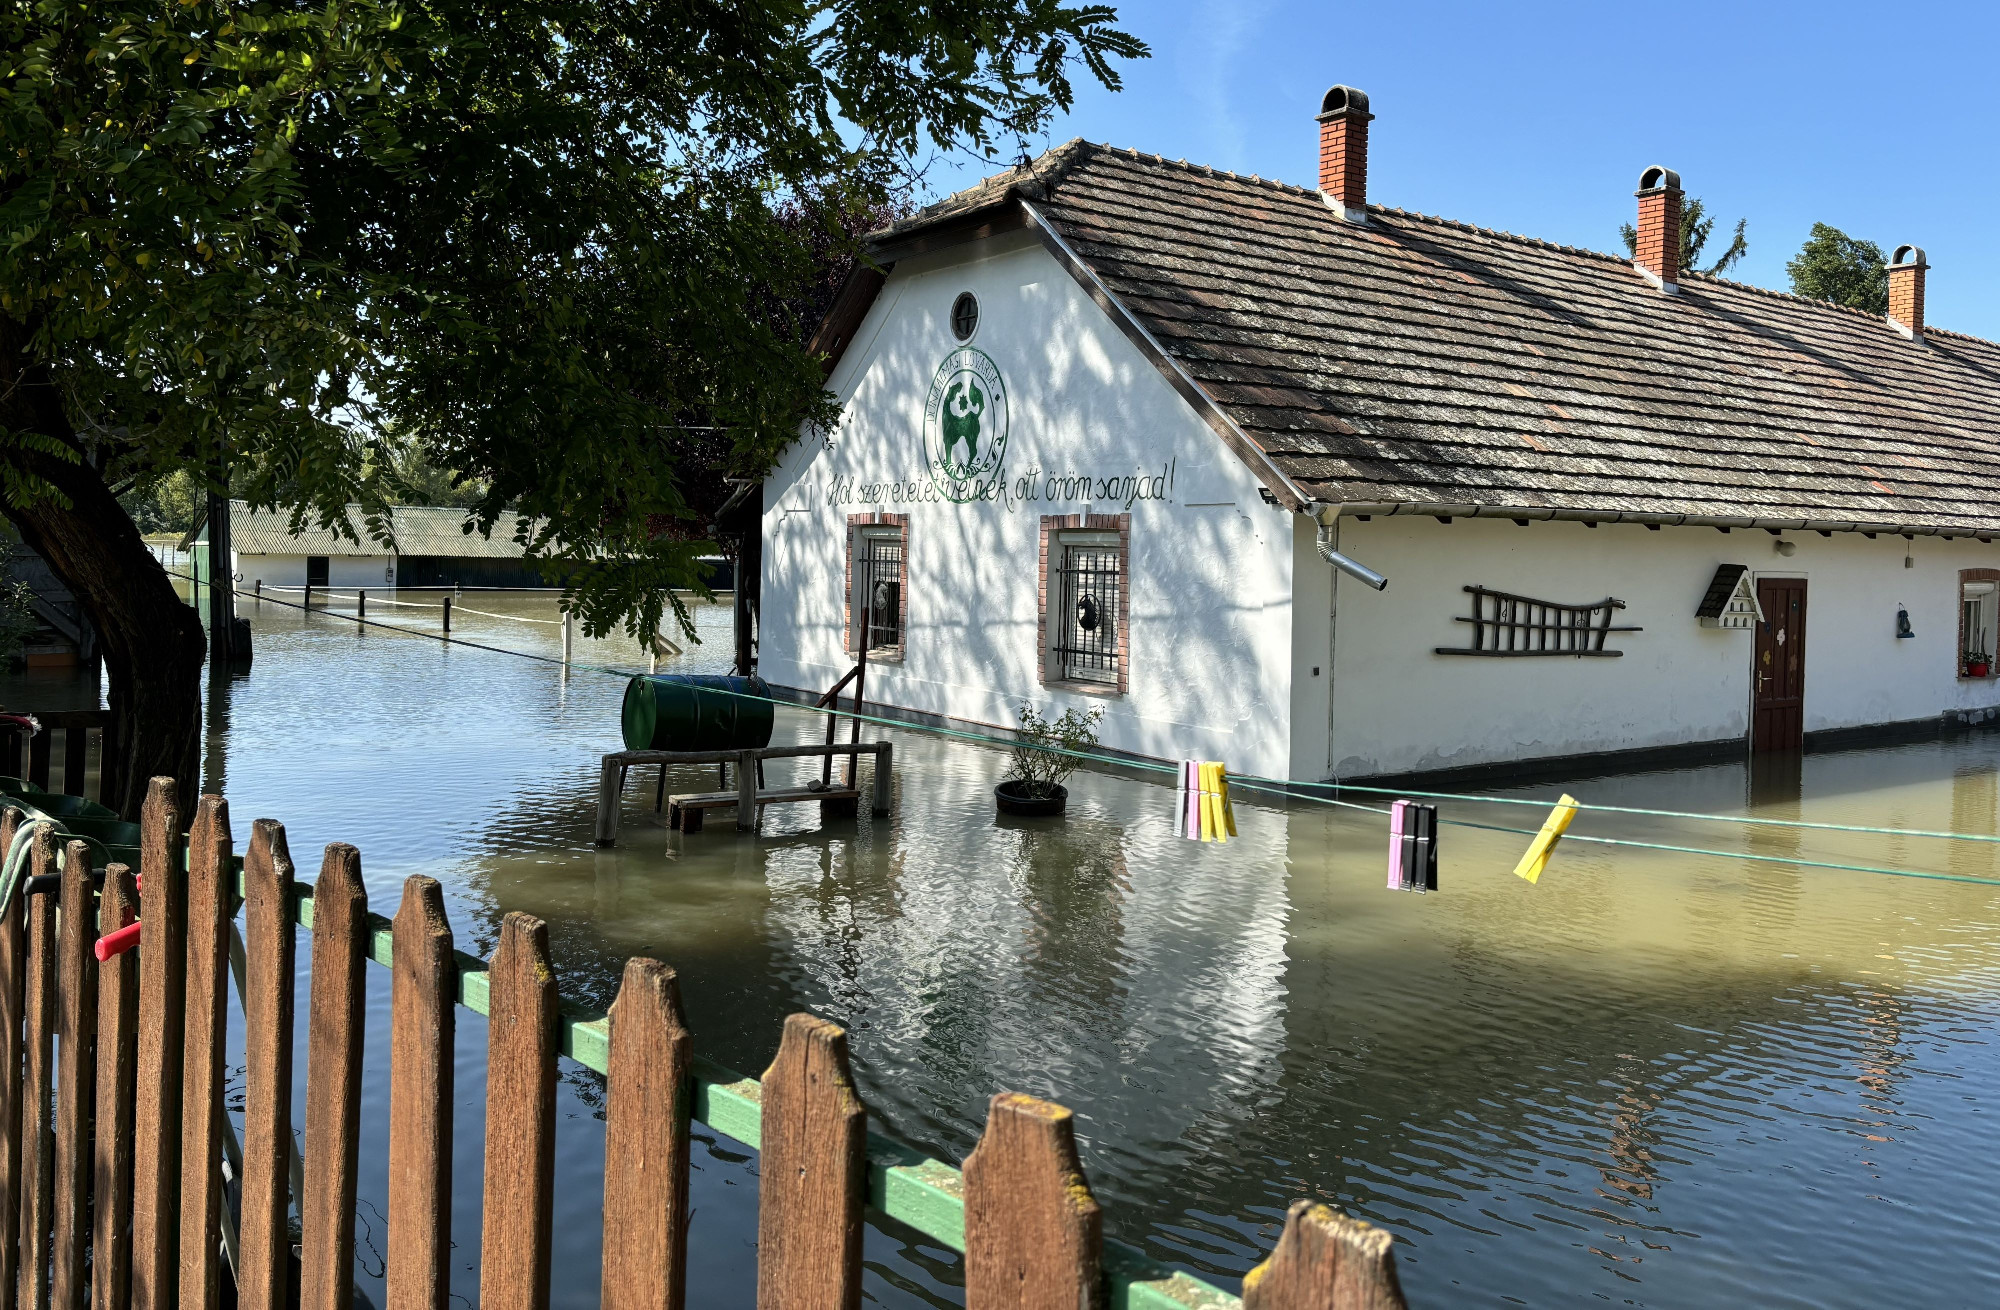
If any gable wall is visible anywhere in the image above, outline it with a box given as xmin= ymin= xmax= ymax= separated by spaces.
xmin=760 ymin=234 xmax=1304 ymax=778
xmin=1321 ymin=515 xmax=2000 ymax=779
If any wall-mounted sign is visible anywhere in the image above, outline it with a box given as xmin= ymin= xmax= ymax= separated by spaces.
xmin=1695 ymin=564 xmax=1763 ymax=630
xmin=922 ymin=346 xmax=1009 ymax=501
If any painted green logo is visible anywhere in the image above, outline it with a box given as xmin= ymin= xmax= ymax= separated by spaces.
xmin=923 ymin=346 xmax=1008 ymax=497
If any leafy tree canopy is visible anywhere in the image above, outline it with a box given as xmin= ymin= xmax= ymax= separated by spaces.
xmin=1786 ymin=222 xmax=1889 ymax=314
xmin=1619 ymin=195 xmax=1748 ymax=277
xmin=0 ymin=1 xmax=1146 ymax=811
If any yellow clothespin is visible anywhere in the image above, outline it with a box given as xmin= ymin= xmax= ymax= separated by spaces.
xmin=1512 ymin=794 xmax=1579 ymax=884
xmin=1218 ymin=765 xmax=1236 ymax=838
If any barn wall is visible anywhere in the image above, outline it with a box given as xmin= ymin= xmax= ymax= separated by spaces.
xmin=1325 ymin=515 xmax=2000 ymax=778
xmin=760 ymin=233 xmax=1304 ymax=779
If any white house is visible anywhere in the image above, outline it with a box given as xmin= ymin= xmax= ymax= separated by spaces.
xmin=190 ymin=501 xmax=550 ymax=591
xmin=758 ymin=84 xmax=2000 ymax=784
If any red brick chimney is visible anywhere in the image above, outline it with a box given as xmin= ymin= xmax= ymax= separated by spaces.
xmin=1317 ymin=85 xmax=1372 ymax=223
xmin=1632 ymin=166 xmax=1682 ymax=292
xmin=1888 ymin=244 xmax=1927 ymax=339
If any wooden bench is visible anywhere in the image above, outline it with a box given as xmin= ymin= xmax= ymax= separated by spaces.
xmin=595 ymin=742 xmax=892 ymax=844
xmin=667 ymin=784 xmax=862 ymax=832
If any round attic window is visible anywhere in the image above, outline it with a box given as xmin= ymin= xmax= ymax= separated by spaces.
xmin=950 ymin=292 xmax=979 ymax=341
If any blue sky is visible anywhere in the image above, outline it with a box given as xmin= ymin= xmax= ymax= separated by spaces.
xmin=924 ymin=0 xmax=2000 ymax=338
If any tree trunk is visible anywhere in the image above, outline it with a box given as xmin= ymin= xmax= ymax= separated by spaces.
xmin=0 ymin=321 xmax=205 ymax=819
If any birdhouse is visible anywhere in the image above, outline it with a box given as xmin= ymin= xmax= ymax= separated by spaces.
xmin=1696 ymin=564 xmax=1763 ymax=630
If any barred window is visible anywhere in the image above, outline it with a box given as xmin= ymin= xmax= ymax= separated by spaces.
xmin=1052 ymin=534 xmax=1121 ymax=685
xmin=851 ymin=525 xmax=905 ymax=656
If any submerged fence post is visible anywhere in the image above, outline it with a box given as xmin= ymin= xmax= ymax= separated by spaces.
xmin=442 ymin=596 xmax=451 ymax=634
xmin=756 ymin=1013 xmax=866 ymax=1308
xmin=561 ymin=611 xmax=574 ymax=667
xmin=962 ymin=1092 xmax=1103 ymax=1310
xmin=1241 ymin=1200 xmax=1408 ymax=1310
xmin=300 ymin=844 xmax=368 ymax=1310
xmin=357 ymin=590 xmax=366 ymax=621
xmin=387 ymin=876 xmax=455 ymax=1310
xmin=600 ymin=959 xmax=692 ymax=1310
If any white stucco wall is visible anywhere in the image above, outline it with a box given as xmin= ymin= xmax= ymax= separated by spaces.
xmin=232 ymin=552 xmax=395 ymax=591
xmin=1319 ymin=515 xmax=2000 ymax=778
xmin=759 ymin=232 xmax=1303 ymax=779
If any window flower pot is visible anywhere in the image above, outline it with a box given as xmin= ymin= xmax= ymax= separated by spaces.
xmin=1969 ymin=660 xmax=1991 ymax=678
xmin=995 ymin=780 xmax=1067 ymax=817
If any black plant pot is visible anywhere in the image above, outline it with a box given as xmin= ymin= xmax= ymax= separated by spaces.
xmin=994 ymin=780 xmax=1067 ymax=817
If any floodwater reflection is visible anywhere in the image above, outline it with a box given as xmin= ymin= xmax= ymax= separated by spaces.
xmin=8 ymin=587 xmax=2000 ymax=1307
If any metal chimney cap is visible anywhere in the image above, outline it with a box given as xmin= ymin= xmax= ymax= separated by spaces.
xmin=1891 ymin=244 xmax=1928 ymax=268
xmin=1636 ymin=165 xmax=1682 ymax=194
xmin=1317 ymin=85 xmax=1373 ymax=121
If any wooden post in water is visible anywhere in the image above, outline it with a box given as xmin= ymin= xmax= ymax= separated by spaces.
xmin=387 ymin=876 xmax=455 ymax=1310
xmin=561 ymin=611 xmax=574 ymax=667
xmin=736 ymin=749 xmax=758 ymax=832
xmin=238 ymin=820 xmax=297 ymax=1310
xmin=180 ymin=795 xmax=233 ymax=1310
xmin=130 ymin=779 xmax=185 ymax=1310
xmin=92 ymin=862 xmax=140 ymax=1310
xmin=358 ymin=590 xmax=366 ymax=621
xmin=442 ymin=595 xmax=451 ymax=633
xmin=299 ymin=844 xmax=368 ymax=1310
xmin=52 ymin=839 xmax=99 ymax=1310
xmin=481 ymin=913 xmax=559 ymax=1310
xmin=870 ymin=743 xmax=893 ymax=818
xmin=756 ymin=1013 xmax=866 ymax=1309
xmin=595 ymin=758 xmax=623 ymax=847
xmin=962 ymin=1092 xmax=1103 ymax=1310
xmin=303 ymin=582 xmax=312 ymax=612
xmin=600 ymin=959 xmax=692 ymax=1310
xmin=1241 ymin=1200 xmax=1408 ymax=1310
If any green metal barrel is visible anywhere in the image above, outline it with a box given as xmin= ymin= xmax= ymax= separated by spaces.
xmin=621 ymin=674 xmax=775 ymax=752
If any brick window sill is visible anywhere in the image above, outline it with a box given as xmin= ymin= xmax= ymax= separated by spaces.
xmin=1042 ymin=678 xmax=1124 ymax=698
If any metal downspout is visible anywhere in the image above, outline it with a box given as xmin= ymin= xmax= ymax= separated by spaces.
xmin=1308 ymin=504 xmax=1388 ymax=781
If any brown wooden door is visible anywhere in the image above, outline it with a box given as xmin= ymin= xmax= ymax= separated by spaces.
xmin=1753 ymin=577 xmax=1807 ymax=752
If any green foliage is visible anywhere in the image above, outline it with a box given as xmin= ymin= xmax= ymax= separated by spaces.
xmin=1619 ymin=196 xmax=1748 ymax=276
xmin=121 ymin=469 xmax=205 ymax=536
xmin=0 ymin=581 xmax=37 ymax=665
xmin=1006 ymin=702 xmax=1104 ymax=798
xmin=1786 ymin=223 xmax=1889 ymax=314
xmin=0 ymin=1 xmax=1147 ymax=645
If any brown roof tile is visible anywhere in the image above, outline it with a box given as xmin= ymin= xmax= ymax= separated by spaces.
xmin=872 ymin=142 xmax=2000 ymax=533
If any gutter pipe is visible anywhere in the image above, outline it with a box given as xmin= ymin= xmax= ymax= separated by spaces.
xmin=1309 ymin=503 xmax=1388 ymax=590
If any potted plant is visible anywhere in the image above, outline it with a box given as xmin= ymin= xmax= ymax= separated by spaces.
xmin=995 ymin=703 xmax=1104 ymax=817
xmin=1968 ymin=648 xmax=1992 ymax=678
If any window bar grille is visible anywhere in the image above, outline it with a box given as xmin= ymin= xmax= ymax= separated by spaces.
xmin=1054 ymin=546 xmax=1121 ymax=682
xmin=863 ymin=536 xmax=903 ymax=653
xmin=1436 ymin=584 xmax=1640 ymax=657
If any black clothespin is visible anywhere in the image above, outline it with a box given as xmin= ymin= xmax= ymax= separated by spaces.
xmin=1399 ymin=803 xmax=1439 ymax=892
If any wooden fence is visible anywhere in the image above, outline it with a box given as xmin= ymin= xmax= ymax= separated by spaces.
xmin=0 ymin=778 xmax=1409 ymax=1310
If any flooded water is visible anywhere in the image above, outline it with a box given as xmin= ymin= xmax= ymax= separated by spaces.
xmin=11 ymin=583 xmax=2000 ymax=1307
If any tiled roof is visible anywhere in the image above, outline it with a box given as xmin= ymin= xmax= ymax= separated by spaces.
xmin=877 ymin=141 xmax=2000 ymax=534
xmin=221 ymin=501 xmax=535 ymax=558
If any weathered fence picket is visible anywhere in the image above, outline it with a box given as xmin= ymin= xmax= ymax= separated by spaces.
xmin=480 ymin=912 xmax=559 ymax=1310
xmin=0 ymin=808 xmax=23 ymax=1310
xmin=130 ymin=779 xmax=185 ymax=1310
xmin=51 ymin=840 xmax=97 ymax=1310
xmin=0 ymin=776 xmax=1409 ymax=1310
xmin=18 ymin=827 xmax=55 ymax=1310
xmin=298 ymin=844 xmax=367 ymax=1310
xmin=180 ymin=796 xmax=232 ymax=1310
xmin=238 ymin=820 xmax=296 ymax=1310
xmin=388 ymin=875 xmax=455 ymax=1310
xmin=91 ymin=862 xmax=138 ymax=1310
